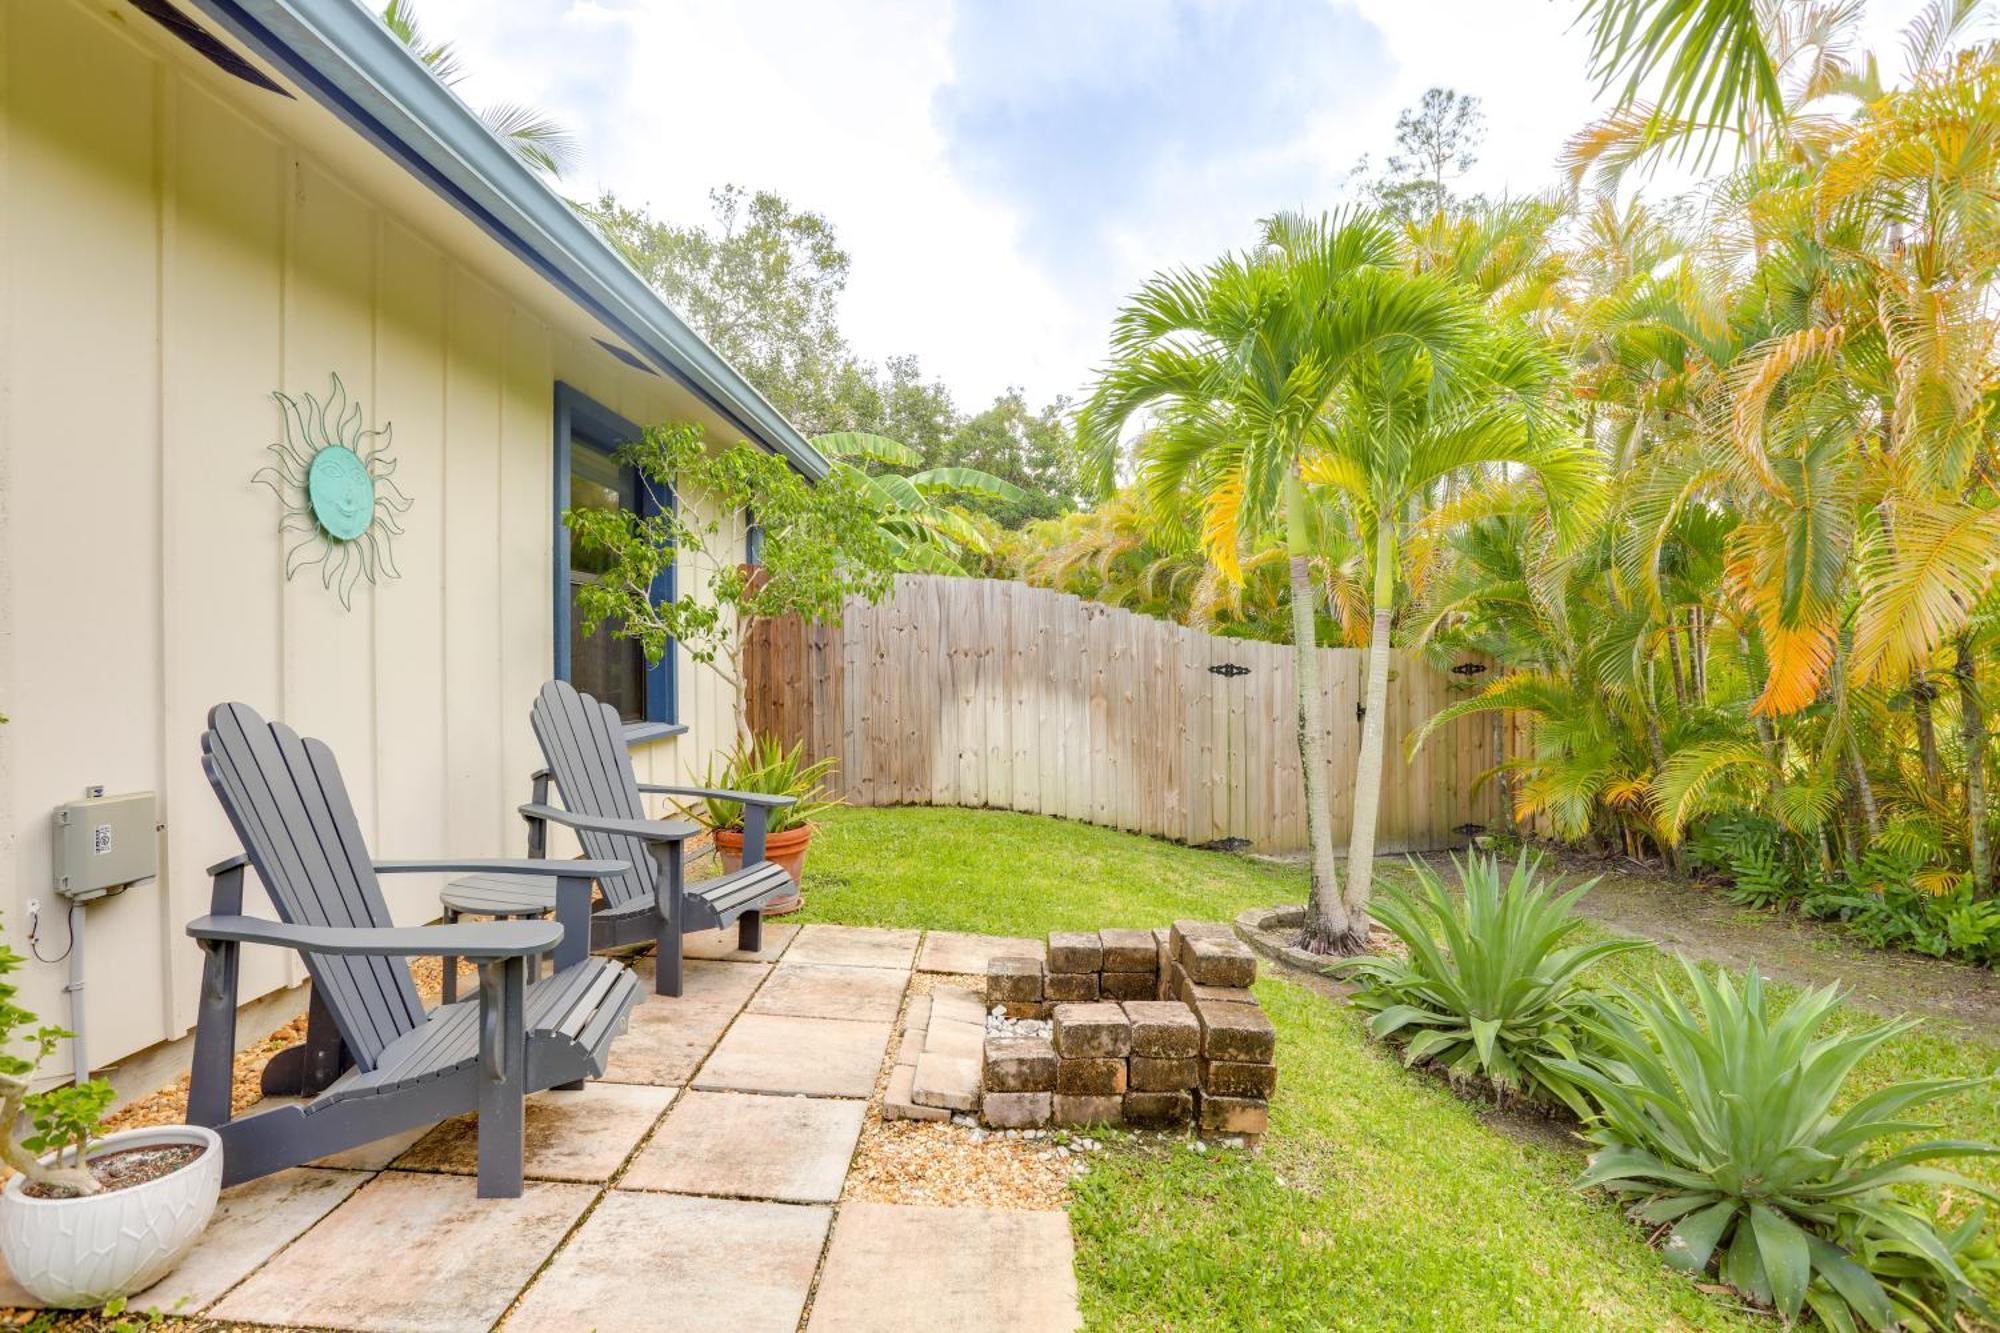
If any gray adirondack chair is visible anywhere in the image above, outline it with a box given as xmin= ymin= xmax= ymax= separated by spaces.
xmin=186 ymin=702 xmax=642 ymax=1197
xmin=518 ymin=679 xmax=797 ymax=997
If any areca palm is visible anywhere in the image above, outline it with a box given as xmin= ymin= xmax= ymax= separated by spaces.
xmin=1079 ymin=209 xmax=1476 ymax=951
xmin=1306 ymin=321 xmax=1606 ymax=921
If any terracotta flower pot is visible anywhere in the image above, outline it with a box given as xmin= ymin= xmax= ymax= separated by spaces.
xmin=715 ymin=824 xmax=813 ymax=915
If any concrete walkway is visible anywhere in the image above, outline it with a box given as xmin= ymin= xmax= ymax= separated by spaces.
xmin=2 ymin=925 xmax=1080 ymax=1332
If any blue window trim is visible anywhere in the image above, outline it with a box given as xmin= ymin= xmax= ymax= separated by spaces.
xmin=552 ymin=383 xmax=683 ymax=741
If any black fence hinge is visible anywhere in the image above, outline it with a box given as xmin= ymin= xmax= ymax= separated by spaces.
xmin=1209 ymin=662 xmax=1250 ymax=678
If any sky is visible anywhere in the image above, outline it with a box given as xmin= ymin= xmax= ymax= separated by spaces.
xmin=406 ymin=0 xmax=1931 ymax=413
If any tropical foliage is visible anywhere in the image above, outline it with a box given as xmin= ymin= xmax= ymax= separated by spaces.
xmin=1338 ymin=854 xmax=1645 ymax=1113
xmin=1556 ymin=963 xmax=2000 ymax=1330
xmin=683 ymin=737 xmax=841 ymax=837
xmin=812 ymin=432 xmax=1029 ymax=574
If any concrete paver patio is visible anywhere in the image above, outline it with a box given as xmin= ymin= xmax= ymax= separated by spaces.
xmin=1 ymin=922 xmax=1082 ymax=1331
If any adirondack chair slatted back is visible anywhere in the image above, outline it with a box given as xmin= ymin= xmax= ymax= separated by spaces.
xmin=530 ymin=680 xmax=657 ymax=912
xmin=201 ymin=702 xmax=426 ymax=1070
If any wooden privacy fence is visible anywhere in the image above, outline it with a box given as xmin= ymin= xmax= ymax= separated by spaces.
xmin=745 ymin=575 xmax=1509 ymax=854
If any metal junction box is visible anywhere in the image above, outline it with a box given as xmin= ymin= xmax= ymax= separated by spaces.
xmin=52 ymin=791 xmax=158 ymax=901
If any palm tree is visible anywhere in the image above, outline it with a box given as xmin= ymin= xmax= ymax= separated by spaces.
xmin=1079 ymin=210 xmax=1477 ymax=952
xmin=1304 ymin=313 xmax=1605 ymax=918
xmin=380 ymin=1 xmax=580 ymax=179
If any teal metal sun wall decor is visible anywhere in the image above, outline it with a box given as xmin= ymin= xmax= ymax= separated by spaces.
xmin=256 ymin=374 xmax=411 ymax=609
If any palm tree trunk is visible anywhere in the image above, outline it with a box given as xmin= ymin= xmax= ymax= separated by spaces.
xmin=1643 ymin=662 xmax=1678 ymax=873
xmin=1912 ymin=674 xmax=1943 ymax=788
xmin=1286 ymin=474 xmax=1349 ymax=952
xmin=1340 ymin=519 xmax=1398 ymax=952
xmin=1958 ymin=635 xmax=1992 ymax=897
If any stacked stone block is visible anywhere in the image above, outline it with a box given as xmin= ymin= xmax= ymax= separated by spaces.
xmin=978 ymin=921 xmax=1277 ymax=1138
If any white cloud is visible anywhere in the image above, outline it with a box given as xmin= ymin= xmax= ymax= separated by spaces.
xmin=402 ymin=0 xmax=1937 ymax=413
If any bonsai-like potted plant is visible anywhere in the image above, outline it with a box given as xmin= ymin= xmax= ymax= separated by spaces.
xmin=0 ymin=926 xmax=221 ymax=1307
xmin=691 ymin=738 xmax=840 ymax=914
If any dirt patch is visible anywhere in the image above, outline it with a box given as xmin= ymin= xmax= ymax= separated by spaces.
xmin=22 ymin=1143 xmax=206 ymax=1200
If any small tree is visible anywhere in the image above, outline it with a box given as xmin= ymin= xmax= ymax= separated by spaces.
xmin=1 ymin=925 xmax=113 ymax=1196
xmin=567 ymin=423 xmax=902 ymax=747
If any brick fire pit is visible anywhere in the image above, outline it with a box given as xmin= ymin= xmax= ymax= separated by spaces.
xmin=977 ymin=921 xmax=1276 ymax=1137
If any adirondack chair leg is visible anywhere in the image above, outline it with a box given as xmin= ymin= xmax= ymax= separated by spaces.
xmin=189 ymin=861 xmax=246 ymax=1128
xmin=652 ymin=842 xmax=685 ymax=997
xmin=441 ymin=906 xmax=460 ymax=1005
xmin=475 ymin=954 xmax=528 ymax=1198
xmin=737 ymin=909 xmax=762 ymax=954
xmin=187 ymin=940 xmax=239 ymax=1129
xmin=553 ymin=873 xmax=593 ymax=1089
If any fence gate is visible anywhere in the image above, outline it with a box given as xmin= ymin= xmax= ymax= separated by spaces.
xmin=744 ymin=575 xmax=1505 ymax=854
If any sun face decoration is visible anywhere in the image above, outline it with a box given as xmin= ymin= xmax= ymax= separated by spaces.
xmin=256 ymin=374 xmax=411 ymax=609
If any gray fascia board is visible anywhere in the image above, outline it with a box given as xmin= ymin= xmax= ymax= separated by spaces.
xmin=187 ymin=0 xmax=828 ymax=481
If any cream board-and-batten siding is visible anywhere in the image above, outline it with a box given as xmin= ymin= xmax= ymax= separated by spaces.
xmin=0 ymin=0 xmax=771 ymax=1084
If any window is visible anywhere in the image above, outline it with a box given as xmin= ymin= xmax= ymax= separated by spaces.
xmin=553 ymin=384 xmax=678 ymax=736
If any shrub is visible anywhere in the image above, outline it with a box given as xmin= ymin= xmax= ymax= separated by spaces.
xmin=1337 ymin=853 xmax=1646 ymax=1113
xmin=1555 ymin=962 xmax=2000 ymax=1330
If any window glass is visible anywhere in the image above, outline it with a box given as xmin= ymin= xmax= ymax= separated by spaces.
xmin=568 ymin=441 xmax=647 ymax=721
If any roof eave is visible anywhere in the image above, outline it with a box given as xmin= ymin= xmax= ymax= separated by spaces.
xmin=186 ymin=0 xmax=829 ymax=481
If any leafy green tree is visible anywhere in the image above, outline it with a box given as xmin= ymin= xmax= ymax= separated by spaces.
xmin=566 ymin=423 xmax=901 ymax=746
xmin=813 ymin=432 xmax=1028 ymax=573
xmin=1352 ymin=88 xmax=1487 ymax=221
xmin=934 ymin=390 xmax=1083 ymax=527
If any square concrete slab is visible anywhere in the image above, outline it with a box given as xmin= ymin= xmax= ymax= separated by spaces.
xmin=602 ymin=959 xmax=770 ymax=1086
xmin=682 ymin=921 xmax=798 ymax=963
xmin=783 ymin=924 xmax=920 ymax=970
xmin=749 ymin=961 xmax=908 ymax=1022
xmin=395 ymin=1082 xmax=675 ymax=1182
xmin=807 ymin=1202 xmax=1081 ymax=1332
xmin=917 ymin=931 xmax=1044 ymax=975
xmin=210 ymin=1171 xmax=594 ymax=1333
xmin=620 ymin=1090 xmax=866 ymax=1203
xmin=507 ymin=1191 xmax=829 ymax=1332
xmin=0 ymin=1167 xmax=369 ymax=1312
xmin=694 ymin=1014 xmax=893 ymax=1098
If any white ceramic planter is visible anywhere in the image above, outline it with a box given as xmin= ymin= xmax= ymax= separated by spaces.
xmin=0 ymin=1124 xmax=222 ymax=1308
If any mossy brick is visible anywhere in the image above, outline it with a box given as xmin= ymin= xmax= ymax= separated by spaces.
xmin=1056 ymin=1057 xmax=1127 ymax=1097
xmin=1044 ymin=971 xmax=1099 ymax=1003
xmin=1124 ymin=1090 xmax=1193 ymax=1126
xmin=980 ymin=1091 xmax=1052 ymax=1129
xmin=1121 ymin=1001 xmax=1200 ymax=1058
xmin=1001 ymin=1001 xmax=1052 ymax=1020
xmin=983 ymin=1036 xmax=1057 ymax=1093
xmin=1202 ymin=1059 xmax=1278 ymax=1099
xmin=1053 ymin=1094 xmax=1123 ymax=1127
xmin=1098 ymin=928 xmax=1159 ymax=974
xmin=1100 ymin=971 xmax=1158 ymax=1002
xmin=1046 ymin=931 xmax=1102 ymax=975
xmin=1194 ymin=998 xmax=1276 ymax=1063
xmin=1197 ymin=1093 xmax=1270 ymax=1136
xmin=1129 ymin=1056 xmax=1199 ymax=1091
xmin=1051 ymin=1002 xmax=1131 ymax=1059
xmin=1183 ymin=936 xmax=1257 ymax=988
xmin=985 ymin=955 xmax=1043 ymax=1005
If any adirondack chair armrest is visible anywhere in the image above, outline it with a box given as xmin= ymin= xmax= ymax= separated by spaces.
xmin=187 ymin=914 xmax=562 ymax=960
xmin=206 ymin=852 xmax=250 ymax=877
xmin=372 ymin=857 xmax=632 ymax=878
xmin=516 ymin=805 xmax=700 ymax=843
xmin=636 ymin=784 xmax=798 ymax=809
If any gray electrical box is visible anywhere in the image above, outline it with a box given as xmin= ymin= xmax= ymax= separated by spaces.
xmin=52 ymin=792 xmax=158 ymax=902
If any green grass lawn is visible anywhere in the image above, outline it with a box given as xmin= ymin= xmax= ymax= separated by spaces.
xmin=797 ymin=807 xmax=1779 ymax=1330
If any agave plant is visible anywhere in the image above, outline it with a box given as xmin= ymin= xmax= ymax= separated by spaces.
xmin=1336 ymin=853 xmax=1645 ymax=1112
xmin=684 ymin=737 xmax=840 ymax=837
xmin=1555 ymin=963 xmax=1999 ymax=1330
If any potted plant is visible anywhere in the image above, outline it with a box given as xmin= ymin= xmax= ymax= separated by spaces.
xmin=0 ymin=926 xmax=221 ymax=1308
xmin=692 ymin=738 xmax=840 ymax=914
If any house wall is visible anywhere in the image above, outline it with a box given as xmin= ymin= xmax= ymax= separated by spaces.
xmin=0 ymin=0 xmax=750 ymax=1084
